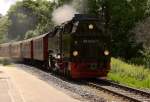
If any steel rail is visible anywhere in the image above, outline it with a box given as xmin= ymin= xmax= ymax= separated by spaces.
xmin=85 ymin=79 xmax=150 ymax=102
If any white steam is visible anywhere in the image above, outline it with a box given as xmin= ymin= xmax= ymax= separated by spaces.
xmin=71 ymin=0 xmax=87 ymax=13
xmin=52 ymin=5 xmax=78 ymax=25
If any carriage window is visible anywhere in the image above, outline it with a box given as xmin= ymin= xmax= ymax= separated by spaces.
xmin=72 ymin=21 xmax=79 ymax=33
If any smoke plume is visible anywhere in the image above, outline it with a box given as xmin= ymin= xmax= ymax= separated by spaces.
xmin=52 ymin=5 xmax=78 ymax=25
xmin=71 ymin=0 xmax=88 ymax=13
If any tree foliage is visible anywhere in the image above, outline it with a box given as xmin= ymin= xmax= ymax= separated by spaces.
xmin=6 ymin=0 xmax=54 ymax=40
xmin=84 ymin=0 xmax=148 ymax=59
xmin=0 ymin=16 xmax=11 ymax=43
xmin=0 ymin=0 xmax=149 ymax=60
xmin=108 ymin=0 xmax=147 ymax=59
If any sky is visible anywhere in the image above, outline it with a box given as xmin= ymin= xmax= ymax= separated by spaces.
xmin=0 ymin=0 xmax=53 ymax=15
xmin=0 ymin=0 xmax=22 ymax=15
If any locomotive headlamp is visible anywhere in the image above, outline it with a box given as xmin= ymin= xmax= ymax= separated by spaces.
xmin=104 ymin=50 xmax=109 ymax=56
xmin=89 ymin=24 xmax=94 ymax=29
xmin=73 ymin=51 xmax=78 ymax=56
xmin=57 ymin=55 xmax=61 ymax=59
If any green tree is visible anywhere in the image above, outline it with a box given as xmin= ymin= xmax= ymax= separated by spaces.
xmin=0 ymin=16 xmax=11 ymax=43
xmin=109 ymin=0 xmax=147 ymax=59
xmin=7 ymin=0 xmax=55 ymax=40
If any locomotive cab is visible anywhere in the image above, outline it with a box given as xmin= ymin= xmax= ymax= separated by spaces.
xmin=48 ymin=14 xmax=111 ymax=78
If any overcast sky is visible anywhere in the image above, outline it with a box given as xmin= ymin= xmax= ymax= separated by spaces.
xmin=0 ymin=0 xmax=21 ymax=15
xmin=0 ymin=0 xmax=52 ymax=15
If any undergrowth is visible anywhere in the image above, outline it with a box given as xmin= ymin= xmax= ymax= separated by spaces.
xmin=108 ymin=58 xmax=150 ymax=89
xmin=0 ymin=58 xmax=11 ymax=65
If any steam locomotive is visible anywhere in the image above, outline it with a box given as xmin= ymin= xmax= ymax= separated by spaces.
xmin=0 ymin=14 xmax=111 ymax=79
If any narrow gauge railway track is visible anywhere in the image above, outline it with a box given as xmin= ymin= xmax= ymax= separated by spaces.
xmin=85 ymin=79 xmax=150 ymax=102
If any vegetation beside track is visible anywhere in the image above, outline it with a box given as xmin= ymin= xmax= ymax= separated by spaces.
xmin=0 ymin=58 xmax=11 ymax=65
xmin=108 ymin=58 xmax=150 ymax=89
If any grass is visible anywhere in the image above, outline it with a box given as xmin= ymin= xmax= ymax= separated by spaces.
xmin=108 ymin=58 xmax=150 ymax=89
xmin=0 ymin=58 xmax=11 ymax=65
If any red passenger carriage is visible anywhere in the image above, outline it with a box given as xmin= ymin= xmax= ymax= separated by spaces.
xmin=0 ymin=43 xmax=11 ymax=58
xmin=32 ymin=34 xmax=49 ymax=62
xmin=22 ymin=39 xmax=33 ymax=59
xmin=10 ymin=41 xmax=22 ymax=59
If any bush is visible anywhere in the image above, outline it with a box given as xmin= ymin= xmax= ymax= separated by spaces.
xmin=0 ymin=58 xmax=11 ymax=65
xmin=128 ymin=48 xmax=150 ymax=68
xmin=142 ymin=48 xmax=150 ymax=68
xmin=25 ymin=30 xmax=37 ymax=39
xmin=129 ymin=57 xmax=144 ymax=66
